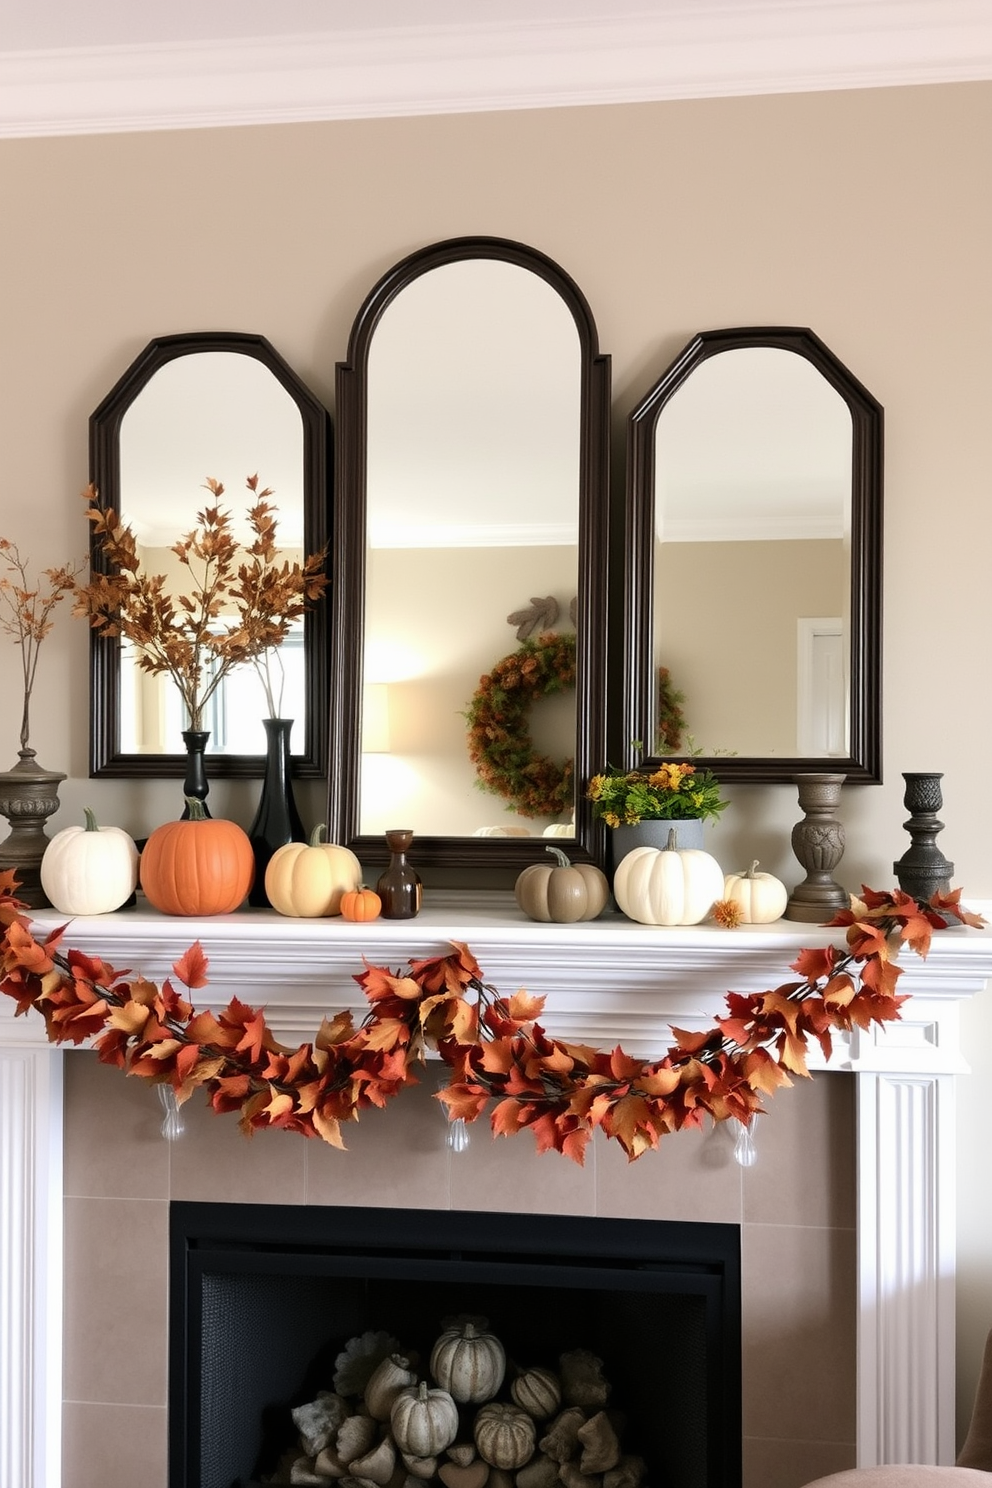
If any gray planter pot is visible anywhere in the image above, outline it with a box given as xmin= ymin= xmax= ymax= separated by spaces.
xmin=610 ymin=818 xmax=705 ymax=875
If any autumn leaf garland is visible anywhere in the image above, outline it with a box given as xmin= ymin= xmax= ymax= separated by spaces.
xmin=0 ymin=875 xmax=983 ymax=1163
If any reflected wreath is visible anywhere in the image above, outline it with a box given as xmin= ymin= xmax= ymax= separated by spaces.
xmin=0 ymin=874 xmax=982 ymax=1164
xmin=465 ymin=630 xmax=575 ymax=820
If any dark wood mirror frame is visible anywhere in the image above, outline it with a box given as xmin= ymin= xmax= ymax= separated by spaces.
xmin=623 ymin=326 xmax=883 ymax=784
xmin=326 ymin=237 xmax=611 ymax=873
xmin=88 ymin=331 xmax=332 ymax=780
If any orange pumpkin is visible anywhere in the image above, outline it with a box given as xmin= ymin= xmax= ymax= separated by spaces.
xmin=139 ymin=798 xmax=254 ymax=916
xmin=341 ymin=885 xmax=382 ymax=922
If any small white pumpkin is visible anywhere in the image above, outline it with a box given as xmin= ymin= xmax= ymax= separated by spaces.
xmin=473 ymin=1402 xmax=536 ymax=1470
xmin=390 ymin=1382 xmax=460 ymax=1457
xmin=40 ymin=807 xmax=139 ymax=915
xmin=612 ymin=828 xmax=724 ymax=926
xmin=542 ymin=821 xmax=575 ymax=839
xmin=430 ymin=1321 xmax=506 ymax=1404
xmin=722 ymin=860 xmax=788 ymax=923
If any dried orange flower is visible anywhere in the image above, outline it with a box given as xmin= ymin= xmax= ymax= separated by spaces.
xmin=712 ymin=898 xmax=744 ymax=929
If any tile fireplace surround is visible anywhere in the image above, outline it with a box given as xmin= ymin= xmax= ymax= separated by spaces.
xmin=3 ymin=891 xmax=992 ymax=1488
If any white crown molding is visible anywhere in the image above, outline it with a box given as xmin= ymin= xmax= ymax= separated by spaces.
xmin=2 ymin=0 xmax=992 ymax=139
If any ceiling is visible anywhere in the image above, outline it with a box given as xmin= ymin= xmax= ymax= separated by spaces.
xmin=2 ymin=0 xmax=991 ymax=138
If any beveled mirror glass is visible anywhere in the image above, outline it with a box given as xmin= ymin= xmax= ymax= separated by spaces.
xmin=327 ymin=237 xmax=610 ymax=872
xmin=624 ymin=327 xmax=882 ymax=783
xmin=88 ymin=332 xmax=331 ymax=779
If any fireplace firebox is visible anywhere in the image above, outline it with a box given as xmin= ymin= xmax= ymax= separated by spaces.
xmin=169 ymin=1202 xmax=742 ymax=1488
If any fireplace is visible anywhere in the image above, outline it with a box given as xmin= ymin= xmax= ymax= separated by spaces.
xmin=169 ymin=1202 xmax=742 ymax=1488
xmin=4 ymin=897 xmax=991 ymax=1488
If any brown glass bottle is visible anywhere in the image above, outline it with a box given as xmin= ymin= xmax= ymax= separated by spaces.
xmin=376 ymin=828 xmax=422 ymax=919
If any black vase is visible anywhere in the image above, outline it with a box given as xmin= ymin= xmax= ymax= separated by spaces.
xmin=248 ymin=718 xmax=306 ymax=907
xmin=180 ymin=730 xmax=211 ymax=818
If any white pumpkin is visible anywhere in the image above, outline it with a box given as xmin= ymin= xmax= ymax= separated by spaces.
xmin=722 ymin=860 xmax=788 ymax=923
xmin=542 ymin=821 xmax=575 ymax=838
xmin=40 ymin=807 xmax=139 ymax=915
xmin=430 ymin=1321 xmax=506 ymax=1403
xmin=612 ymin=829 xmax=724 ymax=926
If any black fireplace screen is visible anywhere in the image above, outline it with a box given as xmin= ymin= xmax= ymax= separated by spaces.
xmin=169 ymin=1203 xmax=741 ymax=1488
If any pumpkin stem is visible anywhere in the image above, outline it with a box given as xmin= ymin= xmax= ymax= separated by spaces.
xmin=544 ymin=846 xmax=572 ymax=868
xmin=665 ymin=827 xmax=678 ymax=851
xmin=309 ymin=823 xmax=327 ymax=847
xmin=83 ymin=806 xmax=99 ymax=833
xmin=746 ymin=860 xmax=761 ymax=878
xmin=183 ymin=795 xmax=209 ymax=821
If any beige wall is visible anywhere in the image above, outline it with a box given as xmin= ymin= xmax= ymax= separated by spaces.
xmin=655 ymin=537 xmax=847 ymax=756
xmin=2 ymin=80 xmax=992 ymax=1440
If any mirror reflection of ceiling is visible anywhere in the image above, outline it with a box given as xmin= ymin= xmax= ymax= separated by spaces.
xmin=655 ymin=346 xmax=851 ymax=542
xmin=366 ymin=259 xmax=581 ymax=549
xmin=119 ymin=351 xmax=305 ymax=546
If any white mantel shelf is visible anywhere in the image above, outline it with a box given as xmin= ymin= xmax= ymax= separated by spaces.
xmin=3 ymin=892 xmax=992 ymax=1488
xmin=6 ymin=891 xmax=990 ymax=1067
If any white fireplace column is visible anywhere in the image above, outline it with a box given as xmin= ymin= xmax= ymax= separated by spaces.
xmin=2 ymin=895 xmax=991 ymax=1486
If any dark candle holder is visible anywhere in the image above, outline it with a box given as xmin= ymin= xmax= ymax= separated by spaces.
xmin=893 ymin=772 xmax=953 ymax=905
xmin=784 ymin=773 xmax=849 ymax=922
xmin=0 ymin=748 xmax=66 ymax=907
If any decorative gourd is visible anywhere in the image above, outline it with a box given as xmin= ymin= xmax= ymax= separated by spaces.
xmin=340 ymin=885 xmax=382 ymax=922
xmin=390 ymin=1382 xmax=460 ymax=1457
xmin=612 ymin=829 xmax=723 ymax=926
xmin=510 ymin=1366 xmax=562 ymax=1420
xmin=542 ymin=821 xmax=574 ymax=839
xmin=430 ymin=1321 xmax=506 ymax=1404
xmin=139 ymin=798 xmax=253 ymax=916
xmin=473 ymin=1402 xmax=536 ymax=1470
xmin=722 ymin=860 xmax=788 ymax=923
xmin=264 ymin=824 xmax=362 ymax=918
xmin=364 ymin=1353 xmax=417 ymax=1421
xmin=40 ymin=806 xmax=139 ymax=915
xmin=514 ymin=846 xmax=609 ymax=925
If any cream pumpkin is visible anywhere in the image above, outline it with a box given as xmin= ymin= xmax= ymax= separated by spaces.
xmin=264 ymin=824 xmax=362 ymax=917
xmin=722 ymin=860 xmax=788 ymax=923
xmin=40 ymin=807 xmax=139 ymax=915
xmin=612 ymin=829 xmax=724 ymax=926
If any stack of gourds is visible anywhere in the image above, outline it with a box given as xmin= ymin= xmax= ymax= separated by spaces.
xmin=280 ymin=1319 xmax=647 ymax=1487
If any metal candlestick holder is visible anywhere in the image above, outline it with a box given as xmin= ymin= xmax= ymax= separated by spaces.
xmin=784 ymin=773 xmax=849 ymax=922
xmin=893 ymin=771 xmax=953 ymax=905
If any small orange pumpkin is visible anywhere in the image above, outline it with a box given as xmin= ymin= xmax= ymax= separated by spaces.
xmin=340 ymin=885 xmax=382 ymax=922
xmin=139 ymin=797 xmax=254 ymax=916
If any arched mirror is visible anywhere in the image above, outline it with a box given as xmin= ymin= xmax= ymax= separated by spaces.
xmin=327 ymin=237 xmax=610 ymax=872
xmin=624 ymin=327 xmax=882 ymax=782
xmin=88 ymin=332 xmax=331 ymax=779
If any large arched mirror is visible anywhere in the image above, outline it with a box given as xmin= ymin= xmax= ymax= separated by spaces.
xmin=624 ymin=327 xmax=882 ymax=783
xmin=88 ymin=332 xmax=331 ymax=779
xmin=327 ymin=237 xmax=610 ymax=872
